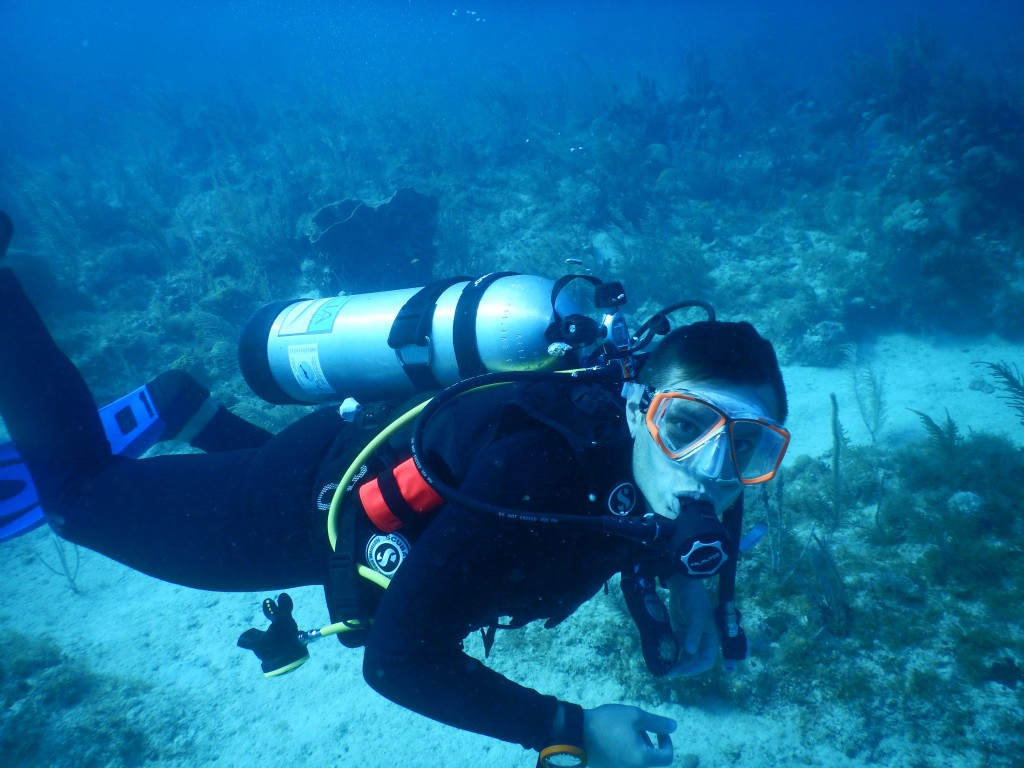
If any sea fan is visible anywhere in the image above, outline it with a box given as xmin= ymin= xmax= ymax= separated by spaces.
xmin=909 ymin=408 xmax=961 ymax=466
xmin=980 ymin=361 xmax=1024 ymax=429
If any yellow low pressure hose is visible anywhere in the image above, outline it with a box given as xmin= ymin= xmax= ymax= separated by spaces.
xmin=328 ymin=370 xmax=585 ymax=551
xmin=310 ymin=566 xmax=395 ymax=639
xmin=327 ymin=399 xmax=431 ymax=551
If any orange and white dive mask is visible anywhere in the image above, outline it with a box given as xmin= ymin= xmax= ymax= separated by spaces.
xmin=636 ymin=385 xmax=790 ymax=485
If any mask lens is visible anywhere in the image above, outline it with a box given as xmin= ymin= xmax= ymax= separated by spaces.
xmin=730 ymin=420 xmax=789 ymax=482
xmin=652 ymin=395 xmax=724 ymax=456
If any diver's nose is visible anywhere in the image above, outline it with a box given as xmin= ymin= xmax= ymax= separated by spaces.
xmin=692 ymin=431 xmax=733 ymax=480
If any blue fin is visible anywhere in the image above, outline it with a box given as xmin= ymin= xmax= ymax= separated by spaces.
xmin=739 ymin=521 xmax=768 ymax=553
xmin=0 ymin=382 xmax=166 ymax=542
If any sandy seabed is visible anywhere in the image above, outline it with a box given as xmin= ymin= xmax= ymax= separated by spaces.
xmin=3 ymin=331 xmax=1021 ymax=768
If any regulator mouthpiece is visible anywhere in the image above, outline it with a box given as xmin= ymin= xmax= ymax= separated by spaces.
xmin=671 ymin=501 xmax=732 ymax=578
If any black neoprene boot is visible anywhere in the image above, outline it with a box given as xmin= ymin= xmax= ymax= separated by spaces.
xmin=146 ymin=370 xmax=273 ymax=451
xmin=146 ymin=369 xmax=217 ymax=443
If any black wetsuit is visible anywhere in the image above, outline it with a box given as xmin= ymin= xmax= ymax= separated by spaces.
xmin=0 ymin=267 xmax=658 ymax=751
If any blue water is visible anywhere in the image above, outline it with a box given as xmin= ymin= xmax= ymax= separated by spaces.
xmin=2 ymin=1 xmax=1019 ymax=164
xmin=2 ymin=2 xmax=1024 ymax=767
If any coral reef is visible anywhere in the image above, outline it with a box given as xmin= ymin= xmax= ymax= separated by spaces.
xmin=0 ymin=631 xmax=192 ymax=767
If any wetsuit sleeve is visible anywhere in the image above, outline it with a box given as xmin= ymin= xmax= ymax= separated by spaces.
xmin=361 ymin=429 xmax=588 ymax=751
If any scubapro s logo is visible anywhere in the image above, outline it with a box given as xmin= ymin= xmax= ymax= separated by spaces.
xmin=608 ymin=481 xmax=637 ymax=516
xmin=366 ymin=533 xmax=410 ymax=578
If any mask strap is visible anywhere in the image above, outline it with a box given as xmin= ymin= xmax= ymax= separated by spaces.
xmin=620 ymin=381 xmax=652 ymax=414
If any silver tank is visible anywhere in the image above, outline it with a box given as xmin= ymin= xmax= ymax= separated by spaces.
xmin=241 ymin=274 xmax=584 ymax=404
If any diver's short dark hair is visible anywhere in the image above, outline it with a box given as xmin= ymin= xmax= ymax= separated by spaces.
xmin=639 ymin=321 xmax=788 ymax=422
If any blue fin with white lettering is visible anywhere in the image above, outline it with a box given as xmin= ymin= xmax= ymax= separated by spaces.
xmin=0 ymin=382 xmax=166 ymax=542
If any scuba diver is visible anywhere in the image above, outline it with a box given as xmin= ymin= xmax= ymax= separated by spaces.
xmin=0 ymin=209 xmax=789 ymax=768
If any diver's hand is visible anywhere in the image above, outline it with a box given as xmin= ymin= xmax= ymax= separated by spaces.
xmin=583 ymin=704 xmax=676 ymax=768
xmin=664 ymin=574 xmax=719 ymax=677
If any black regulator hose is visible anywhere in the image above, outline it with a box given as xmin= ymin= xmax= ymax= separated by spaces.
xmin=630 ymin=299 xmax=716 ymax=352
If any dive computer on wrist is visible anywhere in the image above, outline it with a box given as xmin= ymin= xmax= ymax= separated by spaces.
xmin=537 ymin=744 xmax=587 ymax=767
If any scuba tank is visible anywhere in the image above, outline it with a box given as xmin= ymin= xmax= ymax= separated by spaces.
xmin=238 ymin=273 xmax=586 ymax=405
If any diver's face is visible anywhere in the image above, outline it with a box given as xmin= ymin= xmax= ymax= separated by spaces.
xmin=626 ymin=378 xmax=782 ymax=518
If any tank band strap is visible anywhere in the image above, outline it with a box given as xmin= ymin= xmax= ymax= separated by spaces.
xmin=359 ymin=457 xmax=445 ymax=532
xmin=453 ymin=271 xmax=518 ymax=379
xmin=389 ymin=276 xmax=471 ymax=392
